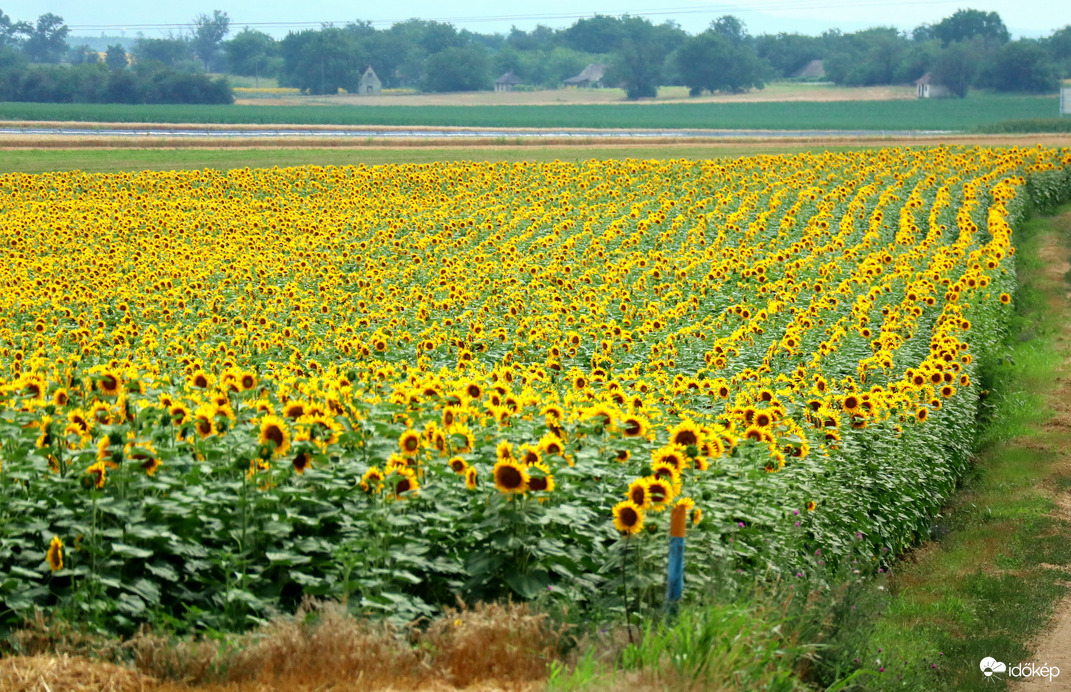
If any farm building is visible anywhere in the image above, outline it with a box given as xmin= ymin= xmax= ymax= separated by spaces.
xmin=495 ymin=71 xmax=523 ymax=92
xmin=564 ymin=63 xmax=608 ymax=88
xmin=915 ymin=73 xmax=951 ymax=99
xmin=1062 ymin=82 xmax=1070 ymax=116
xmin=358 ymin=66 xmax=382 ymax=96
xmin=792 ymin=59 xmax=825 ymax=80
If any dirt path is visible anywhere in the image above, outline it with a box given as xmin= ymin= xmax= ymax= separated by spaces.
xmin=1014 ymin=211 xmax=1071 ymax=692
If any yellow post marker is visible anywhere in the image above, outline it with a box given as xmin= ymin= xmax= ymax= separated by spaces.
xmin=666 ymin=503 xmax=687 ymax=606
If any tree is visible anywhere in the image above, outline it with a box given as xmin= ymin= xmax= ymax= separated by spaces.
xmin=105 ymin=44 xmax=128 ymax=71
xmin=674 ymin=22 xmax=767 ymax=95
xmin=225 ymin=28 xmax=278 ymax=84
xmin=931 ymin=39 xmax=982 ymax=97
xmin=932 ymin=9 xmax=1009 ymax=47
xmin=562 ymin=15 xmax=626 ymax=54
xmin=0 ymin=10 xmax=30 ymax=50
xmin=422 ymin=45 xmax=491 ymax=92
xmin=1045 ymin=25 xmax=1071 ymax=78
xmin=823 ymin=27 xmax=910 ymax=85
xmin=983 ymin=39 xmax=1058 ymax=93
xmin=754 ymin=32 xmax=823 ymax=78
xmin=22 ymin=13 xmax=68 ymax=63
xmin=193 ymin=10 xmax=230 ymax=71
xmin=70 ymin=44 xmax=99 ymax=65
xmin=279 ymin=27 xmax=364 ymax=94
xmin=606 ymin=16 xmax=684 ymax=99
xmin=134 ymin=37 xmax=194 ymax=67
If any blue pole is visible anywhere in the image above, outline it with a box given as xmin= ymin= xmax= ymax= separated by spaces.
xmin=666 ymin=503 xmax=687 ymax=608
xmin=666 ymin=535 xmax=685 ymax=603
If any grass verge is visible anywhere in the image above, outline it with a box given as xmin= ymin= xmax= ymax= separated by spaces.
xmin=855 ymin=203 xmax=1071 ymax=690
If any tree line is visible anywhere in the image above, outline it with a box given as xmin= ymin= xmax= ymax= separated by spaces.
xmin=221 ymin=9 xmax=1071 ymax=98
xmin=1 ymin=7 xmax=1070 ymax=104
xmin=0 ymin=9 xmax=231 ymax=104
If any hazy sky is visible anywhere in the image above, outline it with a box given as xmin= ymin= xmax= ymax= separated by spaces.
xmin=5 ymin=0 xmax=1068 ymax=40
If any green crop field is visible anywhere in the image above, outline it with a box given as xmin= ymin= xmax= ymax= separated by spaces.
xmin=0 ymin=93 xmax=1060 ymax=130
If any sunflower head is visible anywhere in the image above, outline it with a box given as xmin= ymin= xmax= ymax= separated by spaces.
xmin=47 ymin=536 xmax=64 ymax=572
xmin=258 ymin=415 xmax=291 ymax=456
xmin=492 ymin=459 xmax=529 ymax=494
xmin=613 ymin=500 xmax=645 ymax=535
xmin=399 ymin=430 xmax=421 ymax=456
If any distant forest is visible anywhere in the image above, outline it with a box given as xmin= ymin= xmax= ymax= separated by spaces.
xmin=1 ymin=7 xmax=1070 ymax=104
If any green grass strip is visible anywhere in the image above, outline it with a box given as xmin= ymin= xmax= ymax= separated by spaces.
xmin=0 ymin=93 xmax=1059 ymax=130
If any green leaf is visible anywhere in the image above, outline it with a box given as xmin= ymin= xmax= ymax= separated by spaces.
xmin=112 ymin=542 xmax=153 ymax=558
xmin=265 ymin=550 xmax=312 ymax=566
xmin=504 ymin=569 xmax=550 ymax=599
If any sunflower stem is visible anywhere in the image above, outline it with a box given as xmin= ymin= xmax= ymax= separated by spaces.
xmin=623 ymin=534 xmax=634 ymax=644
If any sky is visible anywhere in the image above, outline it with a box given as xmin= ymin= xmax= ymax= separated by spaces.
xmin=4 ymin=0 xmax=1068 ymax=41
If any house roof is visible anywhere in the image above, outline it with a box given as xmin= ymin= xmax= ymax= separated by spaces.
xmin=915 ymin=72 xmax=933 ymax=85
xmin=564 ymin=63 xmax=607 ymax=85
xmin=792 ymin=59 xmax=825 ymax=79
xmin=495 ymin=71 xmax=523 ymax=85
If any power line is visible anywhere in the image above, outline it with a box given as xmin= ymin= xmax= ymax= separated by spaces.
xmin=66 ymin=0 xmax=959 ymax=33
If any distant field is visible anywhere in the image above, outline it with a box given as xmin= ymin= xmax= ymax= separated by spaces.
xmin=0 ymin=92 xmax=1059 ymax=130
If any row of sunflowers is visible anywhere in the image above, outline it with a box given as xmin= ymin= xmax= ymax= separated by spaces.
xmin=1 ymin=147 xmax=1069 ymax=633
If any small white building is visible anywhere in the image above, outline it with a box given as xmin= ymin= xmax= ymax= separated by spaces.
xmin=915 ymin=73 xmax=950 ymax=99
xmin=359 ymin=66 xmax=382 ymax=96
xmin=1061 ymin=83 xmax=1070 ymax=116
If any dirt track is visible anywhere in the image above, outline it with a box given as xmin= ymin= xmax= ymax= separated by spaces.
xmin=0 ymin=129 xmax=1069 ymax=150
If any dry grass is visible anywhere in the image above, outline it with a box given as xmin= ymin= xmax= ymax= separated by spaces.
xmin=2 ymin=600 xmax=564 ymax=692
xmin=234 ymin=84 xmax=917 ymax=108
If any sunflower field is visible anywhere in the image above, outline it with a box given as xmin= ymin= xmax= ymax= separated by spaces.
xmin=1 ymin=147 xmax=1069 ymax=635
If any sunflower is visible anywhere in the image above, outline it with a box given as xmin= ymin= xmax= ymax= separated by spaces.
xmin=360 ymin=466 xmax=384 ymax=493
xmin=448 ymin=456 xmax=468 ymax=474
xmin=193 ymin=404 xmax=217 ymax=439
xmin=464 ymin=382 xmax=483 ymax=400
xmin=651 ymin=461 xmax=682 ymax=492
xmin=292 ymin=449 xmax=312 ymax=474
xmin=85 ymin=460 xmax=107 ymax=489
xmin=492 ymin=458 xmax=529 ymax=493
xmin=620 ymin=414 xmax=649 ymax=438
xmin=753 ymin=405 xmax=778 ymax=427
xmin=465 ymin=466 xmax=479 ymax=490
xmin=652 ymin=444 xmax=687 ymax=471
xmin=842 ymin=394 xmax=861 ymax=415
xmin=189 ymin=370 xmax=212 ymax=389
xmin=806 ymin=500 xmax=817 ymax=512
xmin=669 ymin=419 xmax=702 ymax=448
xmin=98 ymin=371 xmax=121 ymax=397
xmin=169 ymin=403 xmax=191 ymax=426
xmin=612 ymin=500 xmax=645 ymax=535
xmin=47 ymin=536 xmax=64 ymax=572
xmin=282 ymin=401 xmax=306 ymax=420
xmin=258 ymin=415 xmax=291 ymax=456
xmin=496 ymin=440 xmax=515 ymax=462
xmin=527 ymin=462 xmax=555 ymax=492
xmin=940 ymin=384 xmax=955 ymax=398
xmin=519 ymin=445 xmax=541 ymax=466
xmin=399 ymin=430 xmax=421 ymax=456
xmin=538 ymin=432 xmax=565 ymax=457
xmin=627 ymin=477 xmax=652 ymax=509
xmin=645 ymin=477 xmax=675 ymax=509
xmin=392 ymin=468 xmax=420 ymax=497
xmin=915 ymin=407 xmax=929 ymax=422
xmin=999 ymin=292 xmax=1011 ymax=304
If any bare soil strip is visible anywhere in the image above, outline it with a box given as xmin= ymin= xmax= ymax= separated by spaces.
xmin=1 ymin=132 xmax=1069 ymax=150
